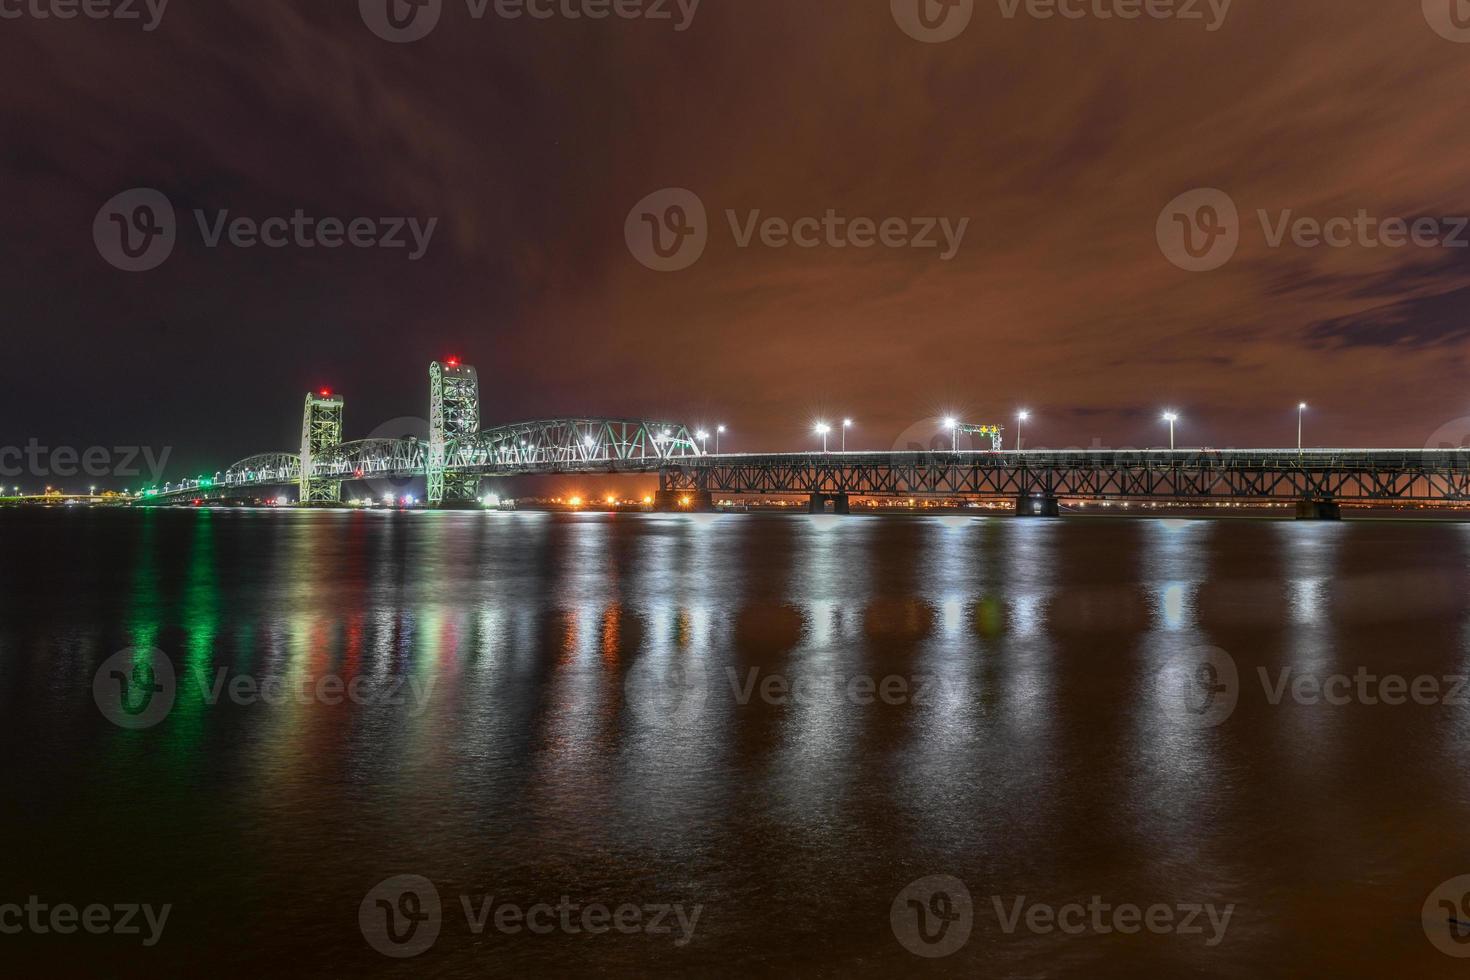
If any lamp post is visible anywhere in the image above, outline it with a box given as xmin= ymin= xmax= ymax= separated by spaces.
xmin=814 ymin=422 xmax=831 ymax=453
xmin=1297 ymin=403 xmax=1307 ymax=454
xmin=697 ymin=430 xmax=709 ymax=454
xmin=943 ymin=417 xmax=958 ymax=451
xmin=1016 ymin=410 xmax=1030 ymax=451
xmin=842 ymin=419 xmax=852 ymax=452
xmin=716 ymin=424 xmax=726 ymax=455
xmin=1162 ymin=412 xmax=1179 ymax=451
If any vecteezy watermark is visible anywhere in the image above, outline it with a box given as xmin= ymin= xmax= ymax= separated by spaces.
xmin=1424 ymin=875 xmax=1470 ymax=957
xmin=1154 ymin=645 xmax=1239 ymax=729
xmin=0 ymin=0 xmax=168 ymax=31
xmin=890 ymin=876 xmax=974 ymax=958
xmin=891 ymin=0 xmax=1230 ymax=43
xmin=0 ymin=441 xmax=170 ymax=482
xmin=1157 ymin=187 xmax=1470 ymax=272
xmin=359 ymin=875 xmax=703 ymax=958
xmin=93 ymin=188 xmax=438 ymax=273
xmin=1258 ymin=667 xmax=1470 ymax=708
xmin=0 ymin=898 xmax=171 ymax=947
xmin=1424 ymin=0 xmax=1470 ymax=43
xmin=891 ymin=0 xmax=975 ymax=43
xmin=625 ymin=188 xmax=969 ymax=272
xmin=624 ymin=661 xmax=963 ymax=729
xmin=989 ymin=895 xmax=1234 ymax=946
xmin=359 ymin=0 xmax=699 ymax=44
xmin=92 ymin=649 xmax=436 ymax=729
xmin=1154 ymin=647 xmax=1470 ymax=731
xmin=891 ymin=877 xmax=1235 ymax=957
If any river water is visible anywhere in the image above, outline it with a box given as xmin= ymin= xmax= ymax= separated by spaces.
xmin=2 ymin=508 xmax=1468 ymax=976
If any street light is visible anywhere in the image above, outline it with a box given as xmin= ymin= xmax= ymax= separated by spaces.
xmin=697 ymin=429 xmax=710 ymax=454
xmin=1162 ymin=411 xmax=1179 ymax=451
xmin=1297 ymin=403 xmax=1307 ymax=453
xmin=1016 ymin=410 xmax=1030 ymax=452
xmin=943 ymin=416 xmax=959 ymax=451
xmin=716 ymin=424 xmax=726 ymax=455
xmin=814 ymin=422 xmax=831 ymax=453
xmin=842 ymin=418 xmax=853 ymax=452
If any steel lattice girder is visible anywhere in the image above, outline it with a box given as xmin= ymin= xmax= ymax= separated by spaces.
xmin=145 ymin=419 xmax=704 ymax=501
xmin=457 ymin=419 xmax=702 ymax=473
xmin=657 ymin=450 xmax=1470 ymax=503
xmin=429 ymin=361 xmax=482 ymax=503
xmin=300 ymin=393 xmax=345 ymax=503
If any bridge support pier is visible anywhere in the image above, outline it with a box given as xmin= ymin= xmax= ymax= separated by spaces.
xmin=1015 ymin=494 xmax=1060 ymax=518
xmin=807 ymin=493 xmax=850 ymax=515
xmin=654 ymin=489 xmax=714 ymax=512
xmin=1295 ymin=498 xmax=1342 ymax=521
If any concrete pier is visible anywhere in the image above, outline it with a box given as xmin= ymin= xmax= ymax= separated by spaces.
xmin=806 ymin=493 xmax=851 ymax=514
xmin=1015 ymin=494 xmax=1061 ymax=517
xmin=1294 ymin=499 xmax=1342 ymax=521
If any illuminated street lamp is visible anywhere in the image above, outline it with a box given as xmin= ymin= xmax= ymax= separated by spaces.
xmin=1016 ymin=410 xmax=1030 ymax=451
xmin=943 ymin=416 xmax=959 ymax=451
xmin=1162 ymin=411 xmax=1180 ymax=451
xmin=814 ymin=422 xmax=831 ymax=453
xmin=842 ymin=418 xmax=853 ymax=452
xmin=697 ymin=429 xmax=710 ymax=454
xmin=715 ymin=424 xmax=726 ymax=455
xmin=1297 ymin=402 xmax=1308 ymax=453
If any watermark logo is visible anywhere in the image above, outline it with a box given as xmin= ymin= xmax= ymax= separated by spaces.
xmin=891 ymin=875 xmax=973 ymax=958
xmin=1156 ymin=188 xmax=1238 ymax=273
xmin=93 ymin=648 xmax=436 ymax=729
xmin=360 ymin=875 xmax=442 ymax=958
xmin=1155 ymin=646 xmax=1238 ymax=729
xmin=991 ymin=895 xmax=1234 ymax=945
xmin=891 ymin=0 xmax=974 ymax=43
xmin=626 ymin=189 xmax=969 ymax=272
xmin=0 ymin=441 xmax=171 ymax=482
xmin=1424 ymin=0 xmax=1470 ymax=43
xmin=625 ymin=188 xmax=708 ymax=272
xmin=360 ymin=0 xmax=699 ymax=42
xmin=92 ymin=648 xmax=175 ymax=730
xmin=1425 ymin=417 xmax=1470 ymax=474
xmin=1159 ymin=187 xmax=1470 ymax=272
xmin=1425 ymin=875 xmax=1470 ymax=957
xmin=93 ymin=187 xmax=439 ymax=272
xmin=0 ymin=0 xmax=169 ymax=31
xmin=0 ymin=898 xmax=171 ymax=946
xmin=624 ymin=657 xmax=709 ymax=727
xmin=360 ymin=877 xmax=702 ymax=955
xmin=94 ymin=188 xmax=176 ymax=273
xmin=360 ymin=0 xmax=443 ymax=43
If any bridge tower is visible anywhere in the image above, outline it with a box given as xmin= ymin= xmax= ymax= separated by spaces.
xmin=300 ymin=389 xmax=345 ymax=504
xmin=428 ymin=359 xmax=482 ymax=506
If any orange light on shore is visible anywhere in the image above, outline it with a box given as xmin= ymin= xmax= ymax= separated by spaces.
xmin=568 ymin=495 xmax=583 ymax=507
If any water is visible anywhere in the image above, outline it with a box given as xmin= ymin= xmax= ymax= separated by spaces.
xmin=2 ymin=508 xmax=1469 ymax=977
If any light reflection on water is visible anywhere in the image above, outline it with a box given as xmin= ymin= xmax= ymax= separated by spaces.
xmin=1 ymin=509 xmax=1469 ymax=975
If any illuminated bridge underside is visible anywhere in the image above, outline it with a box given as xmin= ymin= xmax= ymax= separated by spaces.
xmin=659 ymin=451 xmax=1470 ymax=504
xmin=162 ymin=420 xmax=702 ymax=499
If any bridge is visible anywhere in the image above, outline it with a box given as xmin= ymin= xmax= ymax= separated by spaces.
xmin=138 ymin=358 xmax=1470 ymax=519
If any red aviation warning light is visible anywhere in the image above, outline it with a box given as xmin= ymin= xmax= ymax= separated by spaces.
xmin=446 ymin=357 xmax=460 ymax=368
xmin=319 ymin=388 xmax=332 ymax=398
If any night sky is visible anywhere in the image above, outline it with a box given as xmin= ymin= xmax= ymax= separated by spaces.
xmin=6 ymin=1 xmax=1470 ymax=485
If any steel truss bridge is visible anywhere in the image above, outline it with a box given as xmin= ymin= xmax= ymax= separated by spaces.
xmin=659 ymin=450 xmax=1470 ymax=516
xmin=139 ymin=359 xmax=1470 ymax=517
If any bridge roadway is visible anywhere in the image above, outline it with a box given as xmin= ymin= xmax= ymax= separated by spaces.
xmin=150 ymin=447 xmax=1470 ymax=518
xmin=656 ymin=448 xmax=1470 ymax=517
